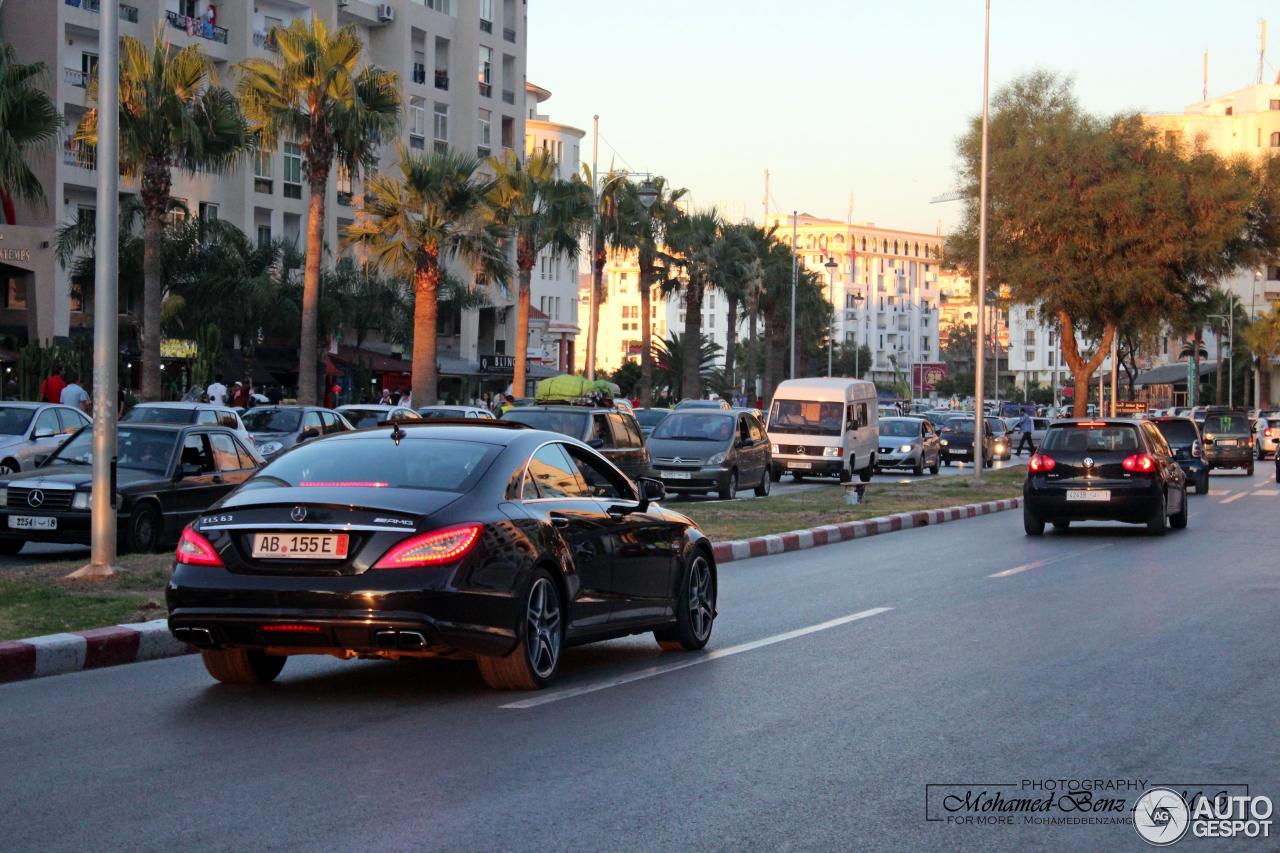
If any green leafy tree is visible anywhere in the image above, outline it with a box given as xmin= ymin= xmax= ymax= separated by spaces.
xmin=238 ymin=18 xmax=400 ymax=405
xmin=0 ymin=40 xmax=60 ymax=228
xmin=77 ymin=32 xmax=248 ymax=400
xmin=580 ymin=166 xmax=628 ymax=377
xmin=344 ymin=147 xmax=508 ymax=405
xmin=488 ymin=149 xmax=591 ymax=396
xmin=711 ymin=221 xmax=761 ymax=390
xmin=1243 ymin=308 xmax=1280 ymax=408
xmin=651 ymin=331 xmax=721 ymax=398
xmin=946 ymin=71 xmax=1278 ymax=409
xmin=661 ymin=208 xmax=723 ymax=399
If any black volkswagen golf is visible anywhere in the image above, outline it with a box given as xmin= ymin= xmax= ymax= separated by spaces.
xmin=1023 ymin=419 xmax=1189 ymax=536
xmin=167 ymin=422 xmax=717 ymax=690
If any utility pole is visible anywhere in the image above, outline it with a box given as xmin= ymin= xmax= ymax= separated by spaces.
xmin=790 ymin=210 xmax=798 ymax=380
xmin=1203 ymin=49 xmax=1209 ymax=101
xmin=762 ymin=169 xmax=769 ymax=227
xmin=1109 ymin=332 xmax=1119 ymax=417
xmin=585 ymin=115 xmax=599 ymax=380
xmin=973 ymin=0 xmax=991 ymax=482
xmin=71 ymin=0 xmax=120 ymax=579
xmin=1260 ymin=19 xmax=1268 ymax=85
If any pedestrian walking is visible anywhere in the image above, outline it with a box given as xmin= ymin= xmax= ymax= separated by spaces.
xmin=1015 ymin=412 xmax=1036 ymax=456
xmin=39 ymin=364 xmax=66 ymax=404
xmin=500 ymin=394 xmax=515 ymax=415
xmin=206 ymin=375 xmax=228 ymax=406
xmin=60 ymin=369 xmax=91 ymax=414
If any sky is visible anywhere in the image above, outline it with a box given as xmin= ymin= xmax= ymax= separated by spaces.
xmin=528 ymin=0 xmax=1280 ymax=236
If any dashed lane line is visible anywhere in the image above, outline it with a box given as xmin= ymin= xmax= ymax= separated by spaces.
xmin=988 ymin=543 xmax=1116 ymax=578
xmin=1220 ymin=492 xmax=1248 ymax=504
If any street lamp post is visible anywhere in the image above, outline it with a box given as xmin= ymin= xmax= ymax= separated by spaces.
xmin=1209 ymin=300 xmax=1235 ymax=408
xmin=851 ymin=293 xmax=864 ymax=377
xmin=973 ymin=0 xmax=992 ymax=483
xmin=824 ymin=257 xmax=838 ymax=377
xmin=790 ymin=211 xmax=798 ymax=380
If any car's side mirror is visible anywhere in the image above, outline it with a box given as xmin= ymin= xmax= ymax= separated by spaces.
xmin=300 ymin=428 xmax=320 ymax=441
xmin=587 ymin=437 xmax=605 ymax=449
xmin=637 ymin=477 xmax=665 ymax=511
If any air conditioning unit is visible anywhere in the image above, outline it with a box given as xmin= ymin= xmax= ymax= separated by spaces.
xmin=377 ymin=3 xmax=395 ymax=22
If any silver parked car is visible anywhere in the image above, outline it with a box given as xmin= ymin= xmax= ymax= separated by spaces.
xmin=1254 ymin=412 xmax=1280 ymax=460
xmin=875 ymin=416 xmax=942 ymax=475
xmin=122 ymin=402 xmax=255 ymax=447
xmin=336 ymin=404 xmax=422 ymax=428
xmin=0 ymin=403 xmax=92 ymax=474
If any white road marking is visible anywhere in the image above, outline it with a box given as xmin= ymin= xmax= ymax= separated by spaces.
xmin=501 ymin=607 xmax=894 ymax=710
xmin=1251 ymin=489 xmax=1280 ymax=496
xmin=1220 ymin=492 xmax=1248 ymax=504
xmin=988 ymin=543 xmax=1115 ymax=578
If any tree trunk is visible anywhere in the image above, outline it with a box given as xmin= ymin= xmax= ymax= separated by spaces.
xmin=1261 ymin=361 xmax=1273 ymax=409
xmin=0 ymin=188 xmax=15 ymax=226
xmin=763 ymin=305 xmax=785 ymax=406
xmin=297 ymin=171 xmax=328 ymax=406
xmin=140 ymin=206 xmax=164 ymax=401
xmin=746 ymin=297 xmax=759 ymax=399
xmin=512 ymin=264 xmax=532 ymax=398
xmin=638 ymin=254 xmax=653 ymax=408
xmin=586 ymin=237 xmax=606 ymax=379
xmin=411 ymin=258 xmax=440 ymax=405
xmin=1059 ymin=311 xmax=1114 ymax=414
xmin=682 ymin=278 xmax=703 ymax=399
xmin=724 ymin=295 xmax=738 ymax=390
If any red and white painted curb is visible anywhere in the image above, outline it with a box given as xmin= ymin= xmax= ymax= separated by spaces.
xmin=710 ymin=497 xmax=1022 ymax=565
xmin=0 ymin=618 xmax=193 ymax=685
xmin=0 ymin=497 xmax=1021 ymax=685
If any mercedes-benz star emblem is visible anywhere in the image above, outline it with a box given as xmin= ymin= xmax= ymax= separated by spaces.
xmin=1083 ymin=457 xmax=1094 ymax=467
xmin=26 ymin=489 xmax=44 ymax=508
xmin=290 ymin=506 xmax=307 ymax=523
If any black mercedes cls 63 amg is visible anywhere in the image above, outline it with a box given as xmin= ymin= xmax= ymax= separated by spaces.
xmin=167 ymin=421 xmax=717 ymax=690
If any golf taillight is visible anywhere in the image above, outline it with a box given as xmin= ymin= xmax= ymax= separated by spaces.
xmin=1122 ymin=453 xmax=1156 ymax=473
xmin=373 ymin=523 xmax=482 ymax=569
xmin=176 ymin=525 xmax=223 ymax=567
xmin=1028 ymin=453 xmax=1056 ymax=473
xmin=1191 ymin=440 xmax=1202 ymax=458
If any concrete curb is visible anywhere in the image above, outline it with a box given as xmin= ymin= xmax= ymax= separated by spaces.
xmin=0 ymin=619 xmax=192 ymax=685
xmin=711 ymin=497 xmax=1023 ymax=565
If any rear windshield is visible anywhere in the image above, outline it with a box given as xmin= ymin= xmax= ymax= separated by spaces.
xmin=635 ymin=409 xmax=671 ymax=427
xmin=0 ymin=407 xmax=35 ymax=435
xmin=340 ymin=408 xmax=388 ymax=429
xmin=243 ymin=408 xmax=302 ymax=433
xmin=944 ymin=418 xmax=975 ymax=434
xmin=419 ymin=408 xmax=466 ymax=419
xmin=122 ymin=406 xmax=194 ymax=425
xmin=501 ymin=409 xmax=589 ymax=438
xmin=251 ymin=437 xmax=497 ymax=492
xmin=653 ymin=413 xmax=733 ymax=442
xmin=879 ymin=420 xmax=918 ymax=438
xmin=1153 ymin=420 xmax=1199 ymax=446
xmin=1041 ymin=425 xmax=1139 ymax=452
xmin=767 ymin=400 xmax=844 ymax=436
xmin=1202 ymin=413 xmax=1250 ymax=435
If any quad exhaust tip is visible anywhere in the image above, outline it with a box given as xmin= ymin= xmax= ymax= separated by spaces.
xmin=375 ymin=630 xmax=428 ymax=651
xmin=174 ymin=627 xmax=214 ymax=647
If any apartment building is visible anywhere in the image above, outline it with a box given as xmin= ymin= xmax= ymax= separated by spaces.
xmin=0 ymin=0 xmax=530 ymax=393
xmin=585 ymin=253 xmax=668 ymax=377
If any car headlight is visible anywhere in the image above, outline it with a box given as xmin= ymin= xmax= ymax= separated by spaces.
xmin=822 ymin=447 xmax=843 ymax=457
xmin=899 ymin=444 xmax=913 ymax=453
xmin=940 ymin=439 xmax=949 ymax=447
xmin=259 ymin=441 xmax=284 ymax=456
xmin=706 ymin=451 xmax=727 ymax=466
xmin=770 ymin=443 xmax=780 ymax=454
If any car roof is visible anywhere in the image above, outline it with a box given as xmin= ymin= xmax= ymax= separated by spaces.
xmin=131 ymin=402 xmax=225 ymax=409
xmin=881 ymin=416 xmax=923 ymax=422
xmin=0 ymin=402 xmax=45 ymax=410
xmin=311 ymin=422 xmax=537 ymax=447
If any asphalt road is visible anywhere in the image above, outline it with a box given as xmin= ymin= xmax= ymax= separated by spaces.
xmin=3 ymin=466 xmax=1276 ymax=851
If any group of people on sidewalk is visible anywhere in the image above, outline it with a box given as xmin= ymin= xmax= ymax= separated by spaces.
xmin=38 ymin=365 xmax=91 ymax=414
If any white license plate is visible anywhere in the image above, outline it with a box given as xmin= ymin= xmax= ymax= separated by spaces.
xmin=251 ymin=532 xmax=349 ymax=559
xmin=8 ymin=515 xmax=56 ymax=530
xmin=663 ymin=471 xmax=692 ymax=480
xmin=790 ymin=461 xmax=812 ymax=470
xmin=1066 ymin=490 xmax=1110 ymax=502
xmin=1216 ymin=439 xmax=1237 ymax=447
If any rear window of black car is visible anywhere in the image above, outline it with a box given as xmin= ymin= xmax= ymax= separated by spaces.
xmin=1202 ymin=413 xmax=1250 ymax=435
xmin=243 ymin=408 xmax=302 ymax=433
xmin=122 ymin=406 xmax=194 ymax=425
xmin=1041 ymin=425 xmax=1139 ymax=452
xmin=500 ymin=409 xmax=589 ymax=438
xmin=1153 ymin=420 xmax=1198 ymax=446
xmin=251 ymin=437 xmax=498 ymax=492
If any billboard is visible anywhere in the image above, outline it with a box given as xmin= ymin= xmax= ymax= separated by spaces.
xmin=912 ymin=362 xmax=947 ymax=393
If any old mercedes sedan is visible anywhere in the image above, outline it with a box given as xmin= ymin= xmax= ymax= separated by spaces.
xmin=167 ymin=422 xmax=717 ymax=690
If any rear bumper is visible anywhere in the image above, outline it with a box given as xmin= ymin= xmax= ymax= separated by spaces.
xmin=1203 ymin=445 xmax=1252 ymax=467
xmin=0 ymin=510 xmax=124 ymax=545
xmin=1024 ymin=478 xmax=1162 ymax=522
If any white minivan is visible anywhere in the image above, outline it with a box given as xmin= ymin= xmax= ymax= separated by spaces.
xmin=765 ymin=378 xmax=879 ymax=483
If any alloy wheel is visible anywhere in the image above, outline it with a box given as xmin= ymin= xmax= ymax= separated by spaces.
xmin=687 ymin=556 xmax=715 ymax=642
xmin=525 ymin=577 xmax=561 ymax=679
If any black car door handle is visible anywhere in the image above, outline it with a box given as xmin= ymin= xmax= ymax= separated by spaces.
xmin=550 ymin=516 xmax=571 ymax=529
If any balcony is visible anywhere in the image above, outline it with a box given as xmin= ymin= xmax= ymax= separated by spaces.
xmin=252 ymin=30 xmax=278 ymax=52
xmin=64 ymin=68 xmax=88 ymax=87
xmin=63 ymin=139 xmax=95 ymax=170
xmin=503 ymin=27 xmax=516 ymax=42
xmin=165 ymin=10 xmax=228 ymax=44
xmin=477 ymin=145 xmax=491 ymax=158
xmin=478 ymin=82 xmax=492 ymax=98
xmin=480 ymin=18 xmax=493 ymax=33
xmin=434 ymin=140 xmax=448 ymax=153
xmin=254 ymin=177 xmax=273 ymax=194
xmin=434 ymin=69 xmax=449 ymax=90
xmin=65 ymin=0 xmax=139 ymax=22
xmin=411 ymin=63 xmax=426 ymax=85
xmin=337 ymin=191 xmax=352 ymax=207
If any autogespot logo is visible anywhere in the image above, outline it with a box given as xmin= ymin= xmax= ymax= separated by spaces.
xmin=1134 ymin=788 xmax=1190 ymax=846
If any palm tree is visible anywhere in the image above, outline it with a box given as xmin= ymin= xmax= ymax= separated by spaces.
xmin=1244 ymin=307 xmax=1280 ymax=408
xmin=344 ymin=147 xmax=508 ymax=405
xmin=651 ymin=331 xmax=721 ymax=398
xmin=710 ymin=221 xmax=760 ymax=391
xmin=238 ymin=18 xmax=400 ymax=405
xmin=742 ymin=225 xmax=777 ymax=399
xmin=0 ymin=40 xmax=61 ymax=226
xmin=611 ymin=177 xmax=686 ymax=407
xmin=76 ymin=31 xmax=247 ymax=401
xmin=488 ymin=150 xmax=591 ymax=395
xmin=661 ymin=208 xmax=722 ymax=399
xmin=580 ymin=165 xmax=628 ymax=378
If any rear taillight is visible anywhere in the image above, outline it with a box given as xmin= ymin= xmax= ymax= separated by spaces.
xmin=176 ymin=525 xmax=223 ymax=567
xmin=373 ymin=523 xmax=482 ymax=569
xmin=1191 ymin=440 xmax=1202 ymax=458
xmin=1028 ymin=453 xmax=1056 ymax=473
xmin=1265 ymin=428 xmax=1274 ymax=438
xmin=1122 ymin=453 xmax=1156 ymax=473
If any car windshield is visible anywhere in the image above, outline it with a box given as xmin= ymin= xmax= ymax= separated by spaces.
xmin=243 ymin=408 xmax=302 ymax=433
xmin=767 ymin=400 xmax=844 ymax=436
xmin=340 ymin=408 xmax=388 ymax=429
xmin=1202 ymin=413 xmax=1250 ymax=435
xmin=50 ymin=427 xmax=177 ymax=473
xmin=879 ymin=420 xmax=919 ymax=438
xmin=121 ymin=406 xmax=193 ymax=425
xmin=1041 ymin=425 xmax=1139 ymax=452
xmin=652 ymin=413 xmax=734 ymax=442
xmin=0 ymin=407 xmax=35 ymax=435
xmin=251 ymin=437 xmax=497 ymax=492
xmin=501 ymin=409 xmax=589 ymax=438
xmin=1153 ymin=420 xmax=1198 ymax=446
xmin=634 ymin=409 xmax=671 ymax=427
xmin=677 ymin=400 xmax=726 ymax=410
xmin=987 ymin=418 xmax=1006 ymax=434
xmin=945 ymin=418 xmax=975 ymax=435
